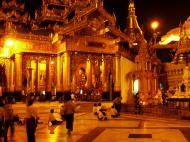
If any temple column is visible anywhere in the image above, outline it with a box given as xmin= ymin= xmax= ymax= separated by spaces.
xmin=63 ymin=52 xmax=71 ymax=91
xmin=36 ymin=60 xmax=39 ymax=92
xmin=101 ymin=56 xmax=107 ymax=91
xmin=56 ymin=55 xmax=61 ymax=91
xmin=15 ymin=53 xmax=22 ymax=91
xmin=86 ymin=57 xmax=92 ymax=89
xmin=46 ymin=59 xmax=51 ymax=92
xmin=10 ymin=60 xmax=14 ymax=92
xmin=114 ymin=53 xmax=121 ymax=92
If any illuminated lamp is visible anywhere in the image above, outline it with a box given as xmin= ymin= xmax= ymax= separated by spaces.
xmin=151 ymin=21 xmax=159 ymax=31
xmin=5 ymin=39 xmax=14 ymax=46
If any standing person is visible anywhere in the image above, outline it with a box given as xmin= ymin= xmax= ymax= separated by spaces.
xmin=63 ymin=94 xmax=76 ymax=135
xmin=0 ymin=97 xmax=4 ymax=140
xmin=60 ymin=105 xmax=65 ymax=121
xmin=25 ymin=99 xmax=38 ymax=142
xmin=3 ymin=96 xmax=14 ymax=142
xmin=134 ymin=92 xmax=141 ymax=114
xmin=162 ymin=92 xmax=168 ymax=106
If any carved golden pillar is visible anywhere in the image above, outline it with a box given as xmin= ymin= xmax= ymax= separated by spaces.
xmin=47 ymin=59 xmax=51 ymax=92
xmin=114 ymin=53 xmax=121 ymax=92
xmin=36 ymin=60 xmax=39 ymax=92
xmin=62 ymin=52 xmax=71 ymax=91
xmin=86 ymin=57 xmax=92 ymax=89
xmin=15 ymin=53 xmax=22 ymax=91
xmin=101 ymin=55 xmax=107 ymax=91
xmin=10 ymin=60 xmax=14 ymax=91
xmin=56 ymin=55 xmax=61 ymax=91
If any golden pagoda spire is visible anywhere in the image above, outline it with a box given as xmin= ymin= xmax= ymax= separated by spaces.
xmin=125 ymin=0 xmax=142 ymax=35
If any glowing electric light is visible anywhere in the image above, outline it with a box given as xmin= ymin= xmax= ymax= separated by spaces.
xmin=50 ymin=61 xmax=54 ymax=64
xmin=151 ymin=21 xmax=159 ymax=30
xmin=5 ymin=39 xmax=14 ymax=46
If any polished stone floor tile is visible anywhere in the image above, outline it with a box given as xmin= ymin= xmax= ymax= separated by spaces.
xmin=93 ymin=129 xmax=188 ymax=142
xmin=4 ymin=102 xmax=190 ymax=142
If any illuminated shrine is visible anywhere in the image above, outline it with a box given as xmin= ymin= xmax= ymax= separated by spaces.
xmin=0 ymin=0 xmax=135 ymax=101
xmin=0 ymin=0 xmax=167 ymax=104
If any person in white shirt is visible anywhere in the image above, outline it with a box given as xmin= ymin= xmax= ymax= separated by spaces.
xmin=97 ymin=108 xmax=107 ymax=120
xmin=48 ymin=109 xmax=62 ymax=126
xmin=92 ymin=103 xmax=98 ymax=115
xmin=25 ymin=99 xmax=38 ymax=142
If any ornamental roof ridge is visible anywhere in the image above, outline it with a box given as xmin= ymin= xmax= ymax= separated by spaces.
xmin=4 ymin=32 xmax=51 ymax=42
xmin=72 ymin=1 xmax=115 ymax=26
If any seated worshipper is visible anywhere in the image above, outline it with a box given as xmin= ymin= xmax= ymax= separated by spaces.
xmin=13 ymin=114 xmax=23 ymax=125
xmin=92 ymin=103 xmax=98 ymax=115
xmin=97 ymin=108 xmax=107 ymax=120
xmin=110 ymin=105 xmax=119 ymax=118
xmin=97 ymin=102 xmax=102 ymax=112
xmin=48 ymin=109 xmax=63 ymax=126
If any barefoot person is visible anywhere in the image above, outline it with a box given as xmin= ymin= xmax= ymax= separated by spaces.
xmin=25 ymin=99 xmax=38 ymax=142
xmin=63 ymin=93 xmax=76 ymax=135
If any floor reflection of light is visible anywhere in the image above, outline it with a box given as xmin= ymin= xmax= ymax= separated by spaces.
xmin=48 ymin=124 xmax=68 ymax=142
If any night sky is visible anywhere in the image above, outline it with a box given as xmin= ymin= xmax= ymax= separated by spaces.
xmin=104 ymin=0 xmax=190 ymax=39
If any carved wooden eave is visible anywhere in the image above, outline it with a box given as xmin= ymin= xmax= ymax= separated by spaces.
xmin=3 ymin=32 xmax=50 ymax=42
xmin=74 ymin=36 xmax=118 ymax=46
xmin=55 ymin=20 xmax=88 ymax=35
xmin=108 ymin=26 xmax=130 ymax=42
xmin=119 ymin=50 xmax=134 ymax=62
xmin=37 ymin=0 xmax=71 ymax=24
xmin=97 ymin=6 xmax=115 ymax=26
xmin=56 ymin=1 xmax=117 ymax=36
xmin=0 ymin=33 xmax=55 ymax=57
xmin=73 ymin=2 xmax=115 ymax=26
xmin=46 ymin=0 xmax=69 ymax=7
xmin=66 ymin=38 xmax=118 ymax=54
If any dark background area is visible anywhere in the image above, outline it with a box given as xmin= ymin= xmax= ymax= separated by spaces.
xmin=104 ymin=0 xmax=190 ymax=40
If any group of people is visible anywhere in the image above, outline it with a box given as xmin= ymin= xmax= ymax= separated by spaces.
xmin=48 ymin=94 xmax=76 ymax=135
xmin=0 ymin=96 xmax=15 ymax=142
xmin=0 ymin=95 xmax=39 ymax=142
xmin=92 ymin=96 xmax=122 ymax=120
xmin=0 ymin=92 xmax=77 ymax=142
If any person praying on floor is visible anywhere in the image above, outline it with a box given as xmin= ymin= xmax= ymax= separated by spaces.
xmin=110 ymin=105 xmax=119 ymax=118
xmin=97 ymin=108 xmax=107 ymax=120
xmin=48 ymin=109 xmax=62 ymax=126
xmin=92 ymin=103 xmax=98 ymax=115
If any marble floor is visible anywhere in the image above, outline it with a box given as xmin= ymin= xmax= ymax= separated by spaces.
xmin=4 ymin=102 xmax=190 ymax=142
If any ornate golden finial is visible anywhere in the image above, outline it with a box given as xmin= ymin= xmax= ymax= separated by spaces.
xmin=125 ymin=0 xmax=142 ymax=51
xmin=129 ymin=0 xmax=135 ymax=9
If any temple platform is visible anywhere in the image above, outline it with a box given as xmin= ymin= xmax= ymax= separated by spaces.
xmin=2 ymin=101 xmax=190 ymax=142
